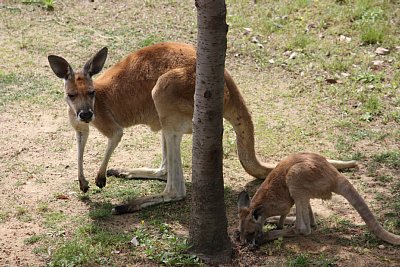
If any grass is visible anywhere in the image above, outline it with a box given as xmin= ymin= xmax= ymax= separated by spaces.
xmin=288 ymin=253 xmax=311 ymax=267
xmin=133 ymin=221 xmax=201 ymax=266
xmin=48 ymin=224 xmax=131 ymax=267
xmin=0 ymin=0 xmax=399 ymax=266
xmin=22 ymin=0 xmax=55 ymax=11
xmin=24 ymin=234 xmax=44 ymax=245
xmin=373 ymin=150 xmax=400 ymax=168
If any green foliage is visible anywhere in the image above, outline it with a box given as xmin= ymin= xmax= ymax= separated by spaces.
xmin=49 ymin=224 xmax=131 ymax=267
xmin=138 ymin=35 xmax=165 ymax=48
xmin=288 ymin=253 xmax=311 ymax=267
xmin=352 ymin=2 xmax=387 ymax=44
xmin=22 ymin=0 xmax=55 ymax=11
xmin=287 ymin=34 xmax=314 ymax=51
xmin=88 ymin=203 xmax=113 ymax=220
xmin=323 ymin=57 xmax=351 ymax=73
xmin=43 ymin=211 xmax=66 ymax=229
xmin=16 ymin=206 xmax=32 ymax=222
xmin=0 ymin=211 xmax=9 ymax=223
xmin=373 ymin=150 xmax=400 ymax=168
xmin=360 ymin=95 xmax=382 ymax=122
xmin=0 ymin=70 xmax=18 ymax=85
xmin=24 ymin=235 xmax=44 ymax=245
xmin=133 ymin=222 xmax=201 ymax=266
xmin=360 ymin=23 xmax=386 ymax=45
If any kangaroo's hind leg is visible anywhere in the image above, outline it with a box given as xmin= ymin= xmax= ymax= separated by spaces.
xmin=112 ymin=68 xmax=193 ymax=214
xmin=309 ymin=203 xmax=316 ymax=228
xmin=107 ymin=132 xmax=168 ymax=181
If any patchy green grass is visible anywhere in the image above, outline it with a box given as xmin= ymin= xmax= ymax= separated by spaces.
xmin=24 ymin=234 xmax=45 ymax=245
xmin=373 ymin=150 xmax=400 ymax=168
xmin=48 ymin=224 xmax=132 ymax=267
xmin=133 ymin=221 xmax=201 ymax=266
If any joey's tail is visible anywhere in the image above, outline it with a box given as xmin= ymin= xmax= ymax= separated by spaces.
xmin=335 ymin=176 xmax=400 ymax=245
xmin=223 ymin=71 xmax=276 ymax=179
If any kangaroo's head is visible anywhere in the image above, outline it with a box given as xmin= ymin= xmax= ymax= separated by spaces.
xmin=237 ymin=191 xmax=265 ymax=246
xmin=48 ymin=47 xmax=108 ymax=123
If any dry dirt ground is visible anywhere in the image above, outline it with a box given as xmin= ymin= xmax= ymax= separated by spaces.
xmin=1 ymin=0 xmax=399 ymax=266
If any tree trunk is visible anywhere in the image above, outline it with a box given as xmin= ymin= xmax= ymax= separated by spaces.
xmin=189 ymin=0 xmax=231 ymax=264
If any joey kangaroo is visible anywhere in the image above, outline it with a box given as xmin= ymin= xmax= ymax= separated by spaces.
xmin=48 ymin=42 xmax=356 ymax=214
xmin=238 ymin=152 xmax=400 ymax=246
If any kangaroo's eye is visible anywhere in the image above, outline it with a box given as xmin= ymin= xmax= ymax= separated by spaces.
xmin=68 ymin=94 xmax=77 ymax=100
xmin=88 ymin=91 xmax=96 ymax=97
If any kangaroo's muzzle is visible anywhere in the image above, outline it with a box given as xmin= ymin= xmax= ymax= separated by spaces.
xmin=78 ymin=110 xmax=94 ymax=123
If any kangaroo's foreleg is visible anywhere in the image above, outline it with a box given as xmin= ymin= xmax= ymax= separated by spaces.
xmin=107 ymin=132 xmax=167 ymax=181
xmin=95 ymin=128 xmax=123 ymax=188
xmin=76 ymin=129 xmax=89 ymax=192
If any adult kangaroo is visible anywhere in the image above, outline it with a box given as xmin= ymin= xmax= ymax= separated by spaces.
xmin=48 ymin=42 xmax=356 ymax=214
xmin=237 ymin=153 xmax=400 ymax=246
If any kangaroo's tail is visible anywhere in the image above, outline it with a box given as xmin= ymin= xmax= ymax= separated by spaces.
xmin=335 ymin=176 xmax=400 ymax=245
xmin=223 ymin=70 xmax=276 ymax=179
xmin=327 ymin=159 xmax=357 ymax=170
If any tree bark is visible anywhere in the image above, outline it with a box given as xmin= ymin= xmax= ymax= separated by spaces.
xmin=189 ymin=0 xmax=231 ymax=264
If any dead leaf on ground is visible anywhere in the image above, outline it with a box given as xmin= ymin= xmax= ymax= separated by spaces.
xmin=325 ymin=78 xmax=339 ymax=84
xmin=375 ymin=47 xmax=389 ymax=55
xmin=339 ymin=35 xmax=351 ymax=42
xmin=243 ymin=28 xmax=252 ymax=36
xmin=56 ymin=194 xmax=70 ymax=200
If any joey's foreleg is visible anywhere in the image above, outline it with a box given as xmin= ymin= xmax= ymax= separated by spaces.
xmin=95 ymin=129 xmax=123 ymax=188
xmin=76 ymin=130 xmax=89 ymax=192
xmin=265 ymin=215 xmax=296 ymax=229
xmin=107 ymin=133 xmax=167 ymax=180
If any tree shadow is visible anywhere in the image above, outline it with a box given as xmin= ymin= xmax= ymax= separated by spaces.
xmin=73 ymin=176 xmax=385 ymax=265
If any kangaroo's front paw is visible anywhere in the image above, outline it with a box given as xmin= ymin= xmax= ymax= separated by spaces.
xmin=79 ymin=179 xmax=89 ymax=193
xmin=95 ymin=174 xmax=107 ymax=188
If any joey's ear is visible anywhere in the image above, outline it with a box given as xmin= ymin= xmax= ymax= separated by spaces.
xmin=252 ymin=206 xmax=264 ymax=222
xmin=83 ymin=47 xmax=108 ymax=77
xmin=238 ymin=191 xmax=250 ymax=211
xmin=48 ymin=55 xmax=74 ymax=80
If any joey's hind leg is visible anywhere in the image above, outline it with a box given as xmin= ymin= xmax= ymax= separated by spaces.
xmin=107 ymin=133 xmax=168 ymax=181
xmin=309 ymin=204 xmax=316 ymax=228
xmin=293 ymin=199 xmax=312 ymax=235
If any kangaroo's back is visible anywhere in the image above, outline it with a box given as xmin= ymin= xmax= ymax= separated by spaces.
xmin=93 ymin=42 xmax=197 ymax=129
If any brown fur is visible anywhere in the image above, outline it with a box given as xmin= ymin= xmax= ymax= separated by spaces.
xmin=48 ymin=42 xmax=356 ymax=213
xmin=238 ymin=153 xmax=400 ymax=245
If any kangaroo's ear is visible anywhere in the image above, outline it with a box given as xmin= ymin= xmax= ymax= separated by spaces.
xmin=83 ymin=47 xmax=108 ymax=77
xmin=48 ymin=55 xmax=74 ymax=80
xmin=238 ymin=191 xmax=250 ymax=211
xmin=252 ymin=205 xmax=263 ymax=223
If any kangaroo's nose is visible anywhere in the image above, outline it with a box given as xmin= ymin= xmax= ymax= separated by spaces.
xmin=78 ymin=110 xmax=93 ymax=122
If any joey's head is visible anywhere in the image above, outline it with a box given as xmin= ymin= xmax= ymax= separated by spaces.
xmin=48 ymin=47 xmax=108 ymax=123
xmin=237 ymin=191 xmax=265 ymax=246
